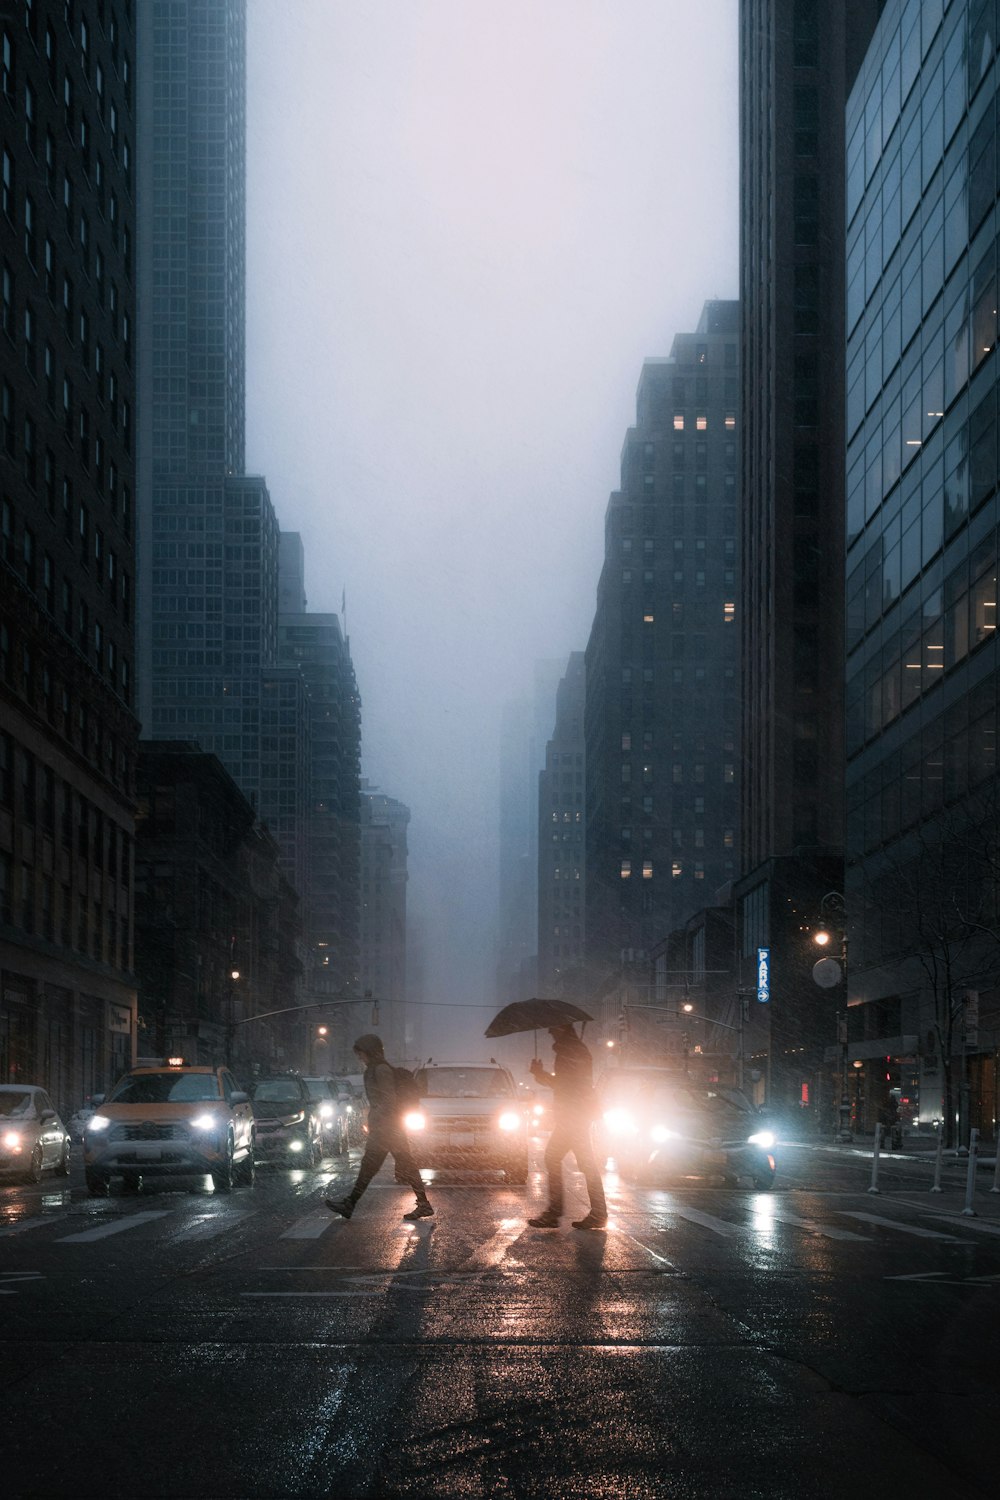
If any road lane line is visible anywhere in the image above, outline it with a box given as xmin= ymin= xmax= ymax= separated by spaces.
xmin=56 ymin=1211 xmax=172 ymax=1243
xmin=280 ymin=1212 xmax=336 ymax=1239
xmin=173 ymin=1209 xmax=256 ymax=1239
xmin=923 ymin=1214 xmax=1000 ymax=1237
xmin=766 ymin=1209 xmax=869 ymax=1242
xmin=840 ymin=1211 xmax=958 ymax=1240
xmin=670 ymin=1207 xmax=741 ymax=1237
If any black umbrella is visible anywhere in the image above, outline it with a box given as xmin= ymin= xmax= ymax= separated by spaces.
xmin=485 ymin=998 xmax=594 ymax=1038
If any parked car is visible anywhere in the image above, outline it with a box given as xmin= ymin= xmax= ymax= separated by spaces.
xmin=404 ymin=1062 xmax=528 ymax=1182
xmin=0 ymin=1085 xmax=72 ymax=1183
xmin=248 ymin=1075 xmax=323 ymax=1165
xmin=300 ymin=1076 xmax=350 ymax=1154
xmin=83 ymin=1060 xmax=255 ymax=1195
xmin=598 ymin=1073 xmax=777 ymax=1189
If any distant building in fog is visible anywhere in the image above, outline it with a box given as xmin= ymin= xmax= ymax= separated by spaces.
xmin=360 ymin=785 xmax=410 ymax=1064
xmin=537 ymin=653 xmax=586 ymax=994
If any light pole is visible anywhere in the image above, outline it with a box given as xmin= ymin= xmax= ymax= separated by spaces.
xmin=812 ymin=891 xmax=852 ymax=1142
xmin=225 ymin=967 xmax=240 ymax=1069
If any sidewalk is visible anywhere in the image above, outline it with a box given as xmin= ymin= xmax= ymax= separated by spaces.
xmin=791 ymin=1134 xmax=1000 ymax=1167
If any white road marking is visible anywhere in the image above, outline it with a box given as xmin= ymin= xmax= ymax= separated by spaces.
xmin=765 ymin=1209 xmax=869 ymax=1241
xmin=56 ymin=1211 xmax=172 ymax=1243
xmin=0 ymin=1271 xmax=44 ymax=1294
xmin=174 ymin=1209 xmax=256 ymax=1239
xmin=280 ymin=1213 xmax=336 ymax=1239
xmin=0 ymin=1216 xmax=66 ymax=1238
xmin=670 ymin=1207 xmax=741 ymax=1237
xmin=840 ymin=1211 xmax=958 ymax=1240
xmin=923 ymin=1214 xmax=1000 ymax=1237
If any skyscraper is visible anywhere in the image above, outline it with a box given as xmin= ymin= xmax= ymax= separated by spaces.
xmin=359 ymin=785 xmax=410 ymax=1063
xmin=137 ymin=0 xmax=278 ymax=802
xmin=844 ymin=0 xmax=999 ymax=1137
xmin=584 ymin=303 xmax=741 ymax=989
xmin=1 ymin=1 xmax=139 ymax=1103
xmin=536 ymin=652 xmax=586 ymax=995
xmin=736 ymin=0 xmax=882 ymax=1110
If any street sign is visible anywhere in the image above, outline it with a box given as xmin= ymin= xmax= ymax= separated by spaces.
xmin=756 ymin=947 xmax=770 ymax=1004
xmin=812 ymin=956 xmax=843 ymax=989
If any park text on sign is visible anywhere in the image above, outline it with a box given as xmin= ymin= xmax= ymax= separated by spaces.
xmin=756 ymin=947 xmax=770 ymax=1004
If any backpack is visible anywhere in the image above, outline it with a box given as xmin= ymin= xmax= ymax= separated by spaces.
xmin=393 ymin=1066 xmax=422 ymax=1112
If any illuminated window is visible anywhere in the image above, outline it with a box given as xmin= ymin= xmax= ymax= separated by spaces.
xmin=643 ymin=612 xmax=654 ymax=624
xmin=621 ymin=733 xmax=631 ymax=750
xmin=672 ymin=860 xmax=682 ymax=878
xmin=724 ymin=601 xmax=735 ymax=623
xmin=642 ymin=861 xmax=653 ymax=879
xmin=694 ymin=862 xmax=705 ymax=880
xmin=723 ymin=828 xmax=734 ymax=848
xmin=673 ymin=413 xmax=684 ymax=430
xmin=725 ymin=412 xmax=736 ymax=429
xmin=696 ymin=415 xmax=707 ymax=431
xmin=620 ymin=860 xmax=632 ymax=879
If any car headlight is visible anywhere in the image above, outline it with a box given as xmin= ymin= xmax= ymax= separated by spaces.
xmin=650 ymin=1124 xmax=681 ymax=1143
xmin=191 ymin=1114 xmax=219 ymax=1131
xmin=497 ymin=1111 xmax=521 ymax=1132
xmin=288 ymin=1138 xmax=304 ymax=1152
xmin=603 ymin=1107 xmax=638 ymax=1136
xmin=87 ymin=1115 xmax=111 ymax=1132
xmin=319 ymin=1102 xmax=334 ymax=1118
xmin=345 ymin=1105 xmax=354 ymax=1115
xmin=532 ymin=1103 xmax=544 ymax=1117
xmin=748 ymin=1130 xmax=775 ymax=1149
xmin=404 ymin=1111 xmax=426 ymax=1132
xmin=3 ymin=1130 xmax=24 ymax=1150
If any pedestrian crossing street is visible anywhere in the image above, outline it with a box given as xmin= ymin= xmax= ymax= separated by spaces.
xmin=3 ymin=1190 xmax=1000 ymax=1253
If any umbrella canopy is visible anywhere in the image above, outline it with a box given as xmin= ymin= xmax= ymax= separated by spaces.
xmin=485 ymin=998 xmax=594 ymax=1039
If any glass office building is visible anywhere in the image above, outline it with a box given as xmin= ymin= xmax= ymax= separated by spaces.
xmin=844 ymin=1 xmax=999 ymax=1122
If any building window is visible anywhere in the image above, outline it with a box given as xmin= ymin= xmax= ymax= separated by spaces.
xmin=620 ymin=860 xmax=632 ymax=879
xmin=642 ymin=861 xmax=653 ymax=880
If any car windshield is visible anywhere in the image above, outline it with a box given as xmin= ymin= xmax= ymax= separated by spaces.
xmin=647 ymin=1085 xmax=754 ymax=1129
xmin=108 ymin=1073 xmax=220 ymax=1104
xmin=302 ymin=1079 xmax=333 ymax=1101
xmin=415 ymin=1068 xmax=513 ymax=1099
xmin=0 ymin=1090 xmax=34 ymax=1117
xmin=251 ymin=1079 xmax=306 ymax=1103
xmin=600 ymin=1070 xmax=685 ymax=1102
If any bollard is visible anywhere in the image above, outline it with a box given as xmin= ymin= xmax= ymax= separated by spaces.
xmin=962 ymin=1127 xmax=979 ymax=1217
xmin=992 ymin=1133 xmax=1000 ymax=1195
xmin=868 ymin=1122 xmax=882 ymax=1194
xmin=929 ymin=1121 xmax=944 ymax=1193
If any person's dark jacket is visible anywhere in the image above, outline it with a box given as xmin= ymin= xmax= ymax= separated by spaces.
xmin=534 ymin=1031 xmax=597 ymax=1118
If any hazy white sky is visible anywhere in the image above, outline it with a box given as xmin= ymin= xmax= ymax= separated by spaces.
xmin=245 ymin=0 xmax=738 ymax=1048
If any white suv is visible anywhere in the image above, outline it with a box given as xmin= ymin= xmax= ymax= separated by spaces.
xmin=404 ymin=1062 xmax=528 ymax=1183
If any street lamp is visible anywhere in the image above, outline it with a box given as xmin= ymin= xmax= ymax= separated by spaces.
xmin=812 ymin=891 xmax=852 ymax=1142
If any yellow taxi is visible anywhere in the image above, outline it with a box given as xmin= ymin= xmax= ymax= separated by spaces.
xmin=83 ymin=1058 xmax=255 ymax=1196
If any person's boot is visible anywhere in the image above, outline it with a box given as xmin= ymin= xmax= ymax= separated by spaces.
xmin=571 ymin=1211 xmax=607 ymax=1230
xmin=403 ymin=1198 xmax=434 ymax=1221
xmin=527 ymin=1208 xmax=560 ymax=1228
xmin=325 ymin=1195 xmax=355 ymax=1218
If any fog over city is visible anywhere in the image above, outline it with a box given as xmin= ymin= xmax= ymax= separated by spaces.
xmin=244 ymin=1 xmax=739 ymax=1048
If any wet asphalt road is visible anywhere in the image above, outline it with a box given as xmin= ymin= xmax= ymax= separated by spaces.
xmin=2 ymin=1139 xmax=999 ymax=1499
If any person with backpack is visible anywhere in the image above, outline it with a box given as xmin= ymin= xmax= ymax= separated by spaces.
xmin=325 ymin=1033 xmax=434 ymax=1221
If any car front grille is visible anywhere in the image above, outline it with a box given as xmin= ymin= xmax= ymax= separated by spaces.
xmin=110 ymin=1123 xmax=189 ymax=1142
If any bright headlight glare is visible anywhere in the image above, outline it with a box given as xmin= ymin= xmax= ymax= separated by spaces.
xmin=288 ymin=1139 xmax=304 ymax=1152
xmin=87 ymin=1115 xmax=111 ymax=1132
xmin=603 ymin=1107 xmax=637 ymax=1136
xmin=532 ymin=1103 xmax=544 ymax=1116
xmin=404 ymin=1111 xmax=426 ymax=1132
xmin=345 ymin=1105 xmax=354 ymax=1114
xmin=748 ymin=1130 xmax=775 ymax=1149
xmin=319 ymin=1103 xmax=334 ymax=1118
xmin=191 ymin=1114 xmax=218 ymax=1131
xmin=650 ymin=1124 xmax=681 ymax=1143
xmin=497 ymin=1111 xmax=521 ymax=1132
xmin=3 ymin=1130 xmax=22 ymax=1149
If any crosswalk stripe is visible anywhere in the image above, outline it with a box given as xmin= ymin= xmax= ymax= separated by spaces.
xmin=280 ymin=1213 xmax=334 ymax=1239
xmin=923 ymin=1214 xmax=1000 ymax=1237
xmin=56 ymin=1211 xmax=172 ymax=1243
xmin=0 ymin=1215 xmax=67 ymax=1238
xmin=174 ymin=1210 xmax=256 ymax=1240
xmin=765 ymin=1209 xmax=868 ymax=1241
xmin=670 ymin=1207 xmax=741 ymax=1237
xmin=840 ymin=1211 xmax=958 ymax=1240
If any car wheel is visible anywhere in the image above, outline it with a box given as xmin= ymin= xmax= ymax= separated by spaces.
xmin=235 ymin=1144 xmax=255 ymax=1188
xmin=753 ymin=1170 xmax=775 ymax=1190
xmin=212 ymin=1136 xmax=235 ymax=1194
xmin=86 ymin=1169 xmax=110 ymax=1197
xmin=121 ymin=1173 xmax=141 ymax=1195
xmin=25 ymin=1144 xmax=44 ymax=1184
xmin=56 ymin=1140 xmax=72 ymax=1176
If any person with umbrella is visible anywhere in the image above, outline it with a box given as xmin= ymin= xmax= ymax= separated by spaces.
xmin=527 ymin=1022 xmax=607 ymax=1230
